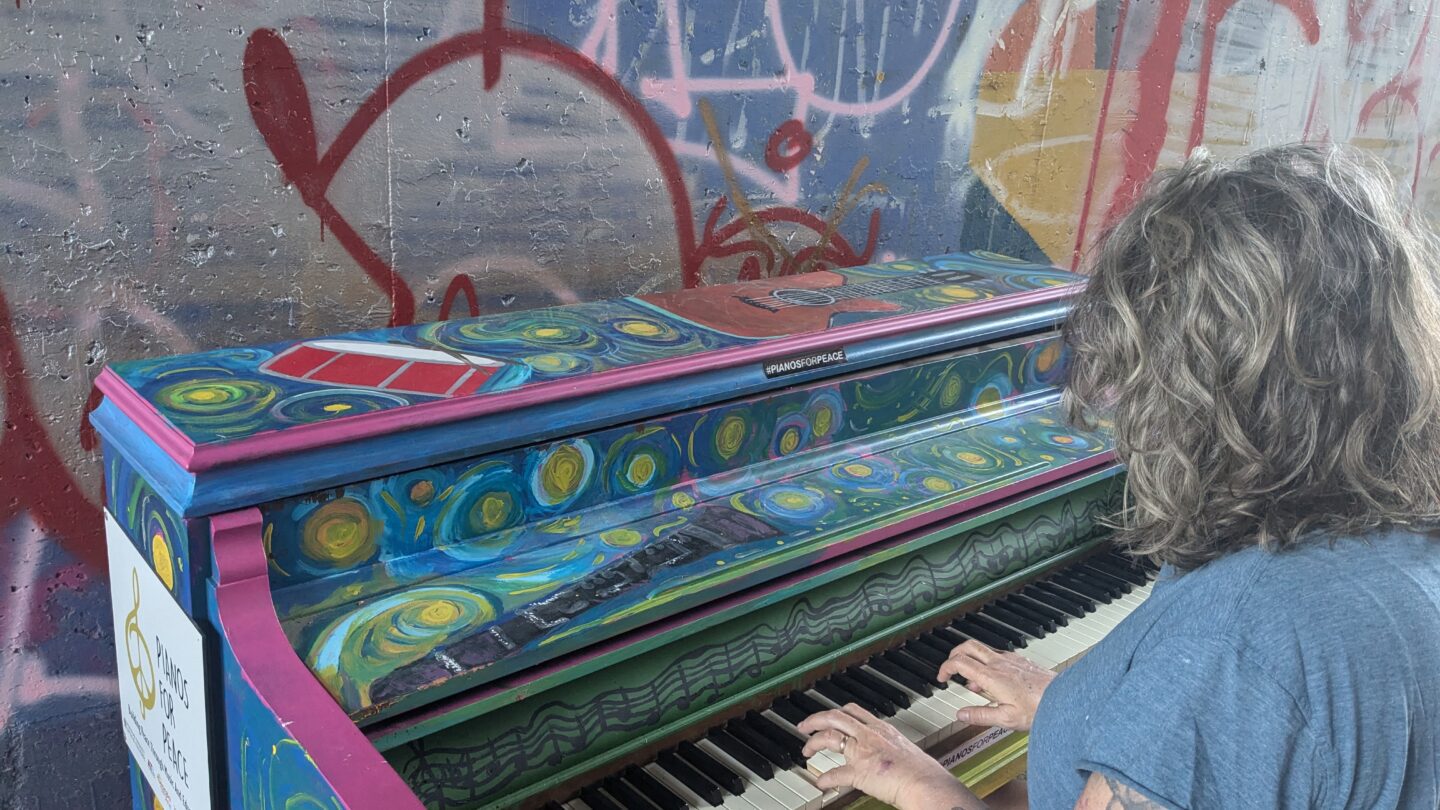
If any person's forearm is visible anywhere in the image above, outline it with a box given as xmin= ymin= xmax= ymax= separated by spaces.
xmin=904 ymin=775 xmax=989 ymax=810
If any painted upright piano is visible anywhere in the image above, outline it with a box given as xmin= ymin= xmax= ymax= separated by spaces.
xmin=95 ymin=251 xmax=1155 ymax=810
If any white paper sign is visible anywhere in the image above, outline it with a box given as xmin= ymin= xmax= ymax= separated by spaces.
xmin=106 ymin=512 xmax=213 ymax=810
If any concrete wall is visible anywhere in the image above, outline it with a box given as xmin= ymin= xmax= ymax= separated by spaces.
xmin=2 ymin=0 xmax=1436 ymax=805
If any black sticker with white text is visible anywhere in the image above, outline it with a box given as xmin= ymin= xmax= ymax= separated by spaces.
xmin=762 ymin=347 xmax=847 ymax=378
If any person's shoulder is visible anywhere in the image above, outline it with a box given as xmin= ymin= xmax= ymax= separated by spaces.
xmin=1201 ymin=526 xmax=1440 ymax=659
xmin=1142 ymin=527 xmax=1438 ymax=645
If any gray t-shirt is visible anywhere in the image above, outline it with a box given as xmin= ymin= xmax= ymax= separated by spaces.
xmin=1028 ymin=530 xmax=1440 ymax=809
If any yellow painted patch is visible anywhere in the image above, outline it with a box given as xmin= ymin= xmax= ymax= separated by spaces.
xmin=616 ymin=319 xmax=664 ymax=337
xmin=977 ymin=387 xmax=1004 ymax=415
xmin=970 ymin=70 xmax=1110 ymax=263
xmin=778 ymin=428 xmax=801 ymax=455
xmin=150 ymin=531 xmax=174 ymax=591
xmin=420 ymin=601 xmax=461 ymax=625
xmin=922 ymin=476 xmax=955 ymax=493
xmin=300 ymin=498 xmax=375 ymax=566
xmin=601 ymin=528 xmax=644 ymax=548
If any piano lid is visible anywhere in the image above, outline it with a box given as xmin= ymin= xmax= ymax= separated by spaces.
xmin=96 ymin=252 xmax=1081 ymax=474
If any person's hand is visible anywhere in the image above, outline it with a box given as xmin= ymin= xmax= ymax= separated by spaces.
xmin=939 ymin=639 xmax=1055 ymax=732
xmin=797 ymin=702 xmax=981 ymax=810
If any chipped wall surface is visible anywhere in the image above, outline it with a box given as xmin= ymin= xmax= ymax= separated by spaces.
xmin=1 ymin=0 xmax=1437 ymax=805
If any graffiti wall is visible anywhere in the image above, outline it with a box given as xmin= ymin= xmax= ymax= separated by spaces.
xmin=1 ymin=0 xmax=1436 ymax=803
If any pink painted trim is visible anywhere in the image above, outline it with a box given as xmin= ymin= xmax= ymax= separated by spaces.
xmin=95 ymin=367 xmax=199 ymax=468
xmin=370 ymin=450 xmax=1114 ymax=740
xmin=106 ymin=283 xmax=1082 ymax=473
xmin=211 ymin=509 xmax=421 ymax=809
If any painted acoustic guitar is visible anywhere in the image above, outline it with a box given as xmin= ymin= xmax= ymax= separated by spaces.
xmin=636 ymin=267 xmax=985 ymax=339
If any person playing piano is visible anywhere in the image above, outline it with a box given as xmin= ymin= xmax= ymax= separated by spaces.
xmin=798 ymin=143 xmax=1440 ymax=809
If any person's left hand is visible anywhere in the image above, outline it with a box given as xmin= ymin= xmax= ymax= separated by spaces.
xmin=797 ymin=702 xmax=980 ymax=810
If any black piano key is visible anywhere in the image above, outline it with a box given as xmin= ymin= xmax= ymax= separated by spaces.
xmin=831 ymin=671 xmax=897 ymax=715
xmin=984 ymin=605 xmax=1045 ymax=638
xmin=1086 ymin=559 xmax=1149 ymax=587
xmin=953 ymin=618 xmax=1015 ymax=651
xmin=726 ymin=719 xmax=794 ymax=769
xmin=1104 ymin=550 xmax=1150 ymax=572
xmin=745 ymin=711 xmax=807 ymax=765
xmin=927 ymin=627 xmax=974 ymax=656
xmin=788 ymin=690 xmax=828 ymax=717
xmin=848 ymin=666 xmax=911 ymax=708
xmin=1034 ymin=581 xmax=1095 ymax=613
xmin=1118 ymin=552 xmax=1159 ymax=573
xmin=1054 ymin=575 xmax=1110 ymax=604
xmin=814 ymin=678 xmax=865 ymax=711
xmin=971 ymin=608 xmax=1027 ymax=639
xmin=1010 ymin=591 xmax=1070 ymax=624
xmin=1071 ymin=567 xmax=1128 ymax=597
xmin=601 ymin=775 xmax=655 ymax=809
xmin=904 ymin=639 xmax=950 ymax=669
xmin=929 ymin=624 xmax=968 ymax=648
xmin=579 ymin=785 xmax=625 ymax=810
xmin=707 ymin=729 xmax=773 ymax=780
xmin=679 ymin=740 xmax=744 ymax=796
xmin=883 ymin=648 xmax=939 ymax=683
xmin=998 ymin=597 xmax=1059 ymax=633
xmin=1081 ymin=563 xmax=1138 ymax=592
xmin=625 ymin=764 xmax=687 ymax=810
xmin=904 ymin=640 xmax=950 ymax=670
xmin=911 ymin=632 xmax=956 ymax=659
xmin=770 ymin=696 xmax=809 ymax=726
xmin=868 ymin=656 xmax=933 ymax=696
xmin=1068 ymin=567 xmax=1124 ymax=597
xmin=544 ymin=802 xmax=565 ymax=810
xmin=1030 ymin=582 xmax=1092 ymax=615
xmin=657 ymin=750 xmax=723 ymax=806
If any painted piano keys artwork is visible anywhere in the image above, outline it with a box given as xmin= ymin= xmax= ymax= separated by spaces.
xmin=93 ymin=251 xmax=1114 ymax=810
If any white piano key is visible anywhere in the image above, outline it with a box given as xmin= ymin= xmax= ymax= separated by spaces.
xmin=762 ymin=709 xmax=845 ymax=776
xmin=772 ymin=767 xmax=824 ymax=810
xmin=855 ymin=667 xmax=949 ymax=743
xmin=696 ymin=739 xmax=815 ymax=810
xmin=719 ymin=783 xmax=776 ymax=810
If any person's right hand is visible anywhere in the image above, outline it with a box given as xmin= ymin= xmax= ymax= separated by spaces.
xmin=938 ymin=639 xmax=1055 ymax=732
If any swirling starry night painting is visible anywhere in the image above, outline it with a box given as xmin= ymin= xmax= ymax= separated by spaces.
xmin=262 ymin=333 xmax=1104 ymax=717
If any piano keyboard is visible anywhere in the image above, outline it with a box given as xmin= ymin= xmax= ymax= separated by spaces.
xmin=551 ymin=550 xmax=1159 ymax=810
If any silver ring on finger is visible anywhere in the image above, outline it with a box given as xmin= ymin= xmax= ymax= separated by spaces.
xmin=840 ymin=734 xmax=849 ymax=756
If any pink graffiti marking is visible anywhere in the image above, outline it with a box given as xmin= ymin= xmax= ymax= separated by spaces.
xmin=1072 ymin=0 xmax=1135 ymax=268
xmin=245 ymin=0 xmax=704 ymax=317
xmin=1357 ymin=0 xmax=1434 ymax=192
xmin=1189 ymin=0 xmax=1321 ymax=151
xmin=0 ymin=518 xmax=117 ymax=734
xmin=620 ymin=0 xmax=967 ymax=204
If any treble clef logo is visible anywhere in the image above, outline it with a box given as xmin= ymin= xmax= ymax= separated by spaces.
xmin=123 ymin=569 xmax=157 ymax=717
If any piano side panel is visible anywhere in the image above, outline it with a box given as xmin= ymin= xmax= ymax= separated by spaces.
xmin=126 ymin=753 xmax=159 ymax=810
xmin=208 ymin=509 xmax=421 ymax=810
xmin=103 ymin=445 xmax=196 ymax=615
xmin=380 ymin=476 xmax=1122 ymax=809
